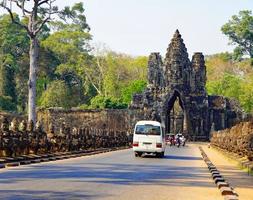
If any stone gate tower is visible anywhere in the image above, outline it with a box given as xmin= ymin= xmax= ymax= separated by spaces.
xmin=130 ymin=30 xmax=243 ymax=140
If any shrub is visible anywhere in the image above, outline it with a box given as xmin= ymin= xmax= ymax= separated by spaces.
xmin=0 ymin=96 xmax=16 ymax=111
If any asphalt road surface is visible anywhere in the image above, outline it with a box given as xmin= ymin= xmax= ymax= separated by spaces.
xmin=0 ymin=144 xmax=223 ymax=200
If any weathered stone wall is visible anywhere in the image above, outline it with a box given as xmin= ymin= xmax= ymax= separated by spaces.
xmin=0 ymin=108 xmax=146 ymax=158
xmin=211 ymin=120 xmax=253 ymax=161
xmin=0 ymin=116 xmax=130 ymax=157
xmin=37 ymin=108 xmax=144 ymax=135
xmin=0 ymin=112 xmax=24 ymax=124
xmin=130 ymin=30 xmax=245 ymax=140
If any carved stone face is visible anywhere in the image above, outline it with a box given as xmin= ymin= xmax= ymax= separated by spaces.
xmin=47 ymin=131 xmax=54 ymax=139
xmin=27 ymin=120 xmax=34 ymax=132
xmin=10 ymin=118 xmax=19 ymax=132
xmin=35 ymin=121 xmax=42 ymax=132
xmin=1 ymin=118 xmax=9 ymax=132
xmin=19 ymin=120 xmax=27 ymax=132
xmin=49 ymin=123 xmax=54 ymax=134
xmin=72 ymin=127 xmax=77 ymax=135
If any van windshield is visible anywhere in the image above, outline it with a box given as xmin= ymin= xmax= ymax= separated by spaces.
xmin=135 ymin=124 xmax=161 ymax=136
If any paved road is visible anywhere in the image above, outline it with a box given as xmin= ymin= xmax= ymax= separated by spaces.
xmin=0 ymin=144 xmax=223 ymax=200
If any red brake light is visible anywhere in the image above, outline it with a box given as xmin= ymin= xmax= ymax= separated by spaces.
xmin=156 ymin=143 xmax=162 ymax=148
xmin=133 ymin=142 xmax=139 ymax=147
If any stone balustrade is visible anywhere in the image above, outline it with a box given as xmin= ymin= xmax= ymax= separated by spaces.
xmin=211 ymin=121 xmax=253 ymax=161
xmin=0 ymin=117 xmax=130 ymax=157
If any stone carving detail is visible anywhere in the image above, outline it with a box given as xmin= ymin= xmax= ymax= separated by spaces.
xmin=0 ymin=117 xmax=129 ymax=157
xmin=130 ymin=30 xmax=244 ymax=140
xmin=211 ymin=121 xmax=253 ymax=161
xmin=148 ymin=53 xmax=164 ymax=88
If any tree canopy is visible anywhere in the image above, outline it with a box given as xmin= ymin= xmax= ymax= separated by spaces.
xmin=0 ymin=7 xmax=253 ymax=114
xmin=0 ymin=2 xmax=148 ymax=111
xmin=206 ymin=53 xmax=253 ymax=113
xmin=221 ymin=10 xmax=253 ymax=60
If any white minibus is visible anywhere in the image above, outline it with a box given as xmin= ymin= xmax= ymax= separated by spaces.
xmin=132 ymin=120 xmax=165 ymax=158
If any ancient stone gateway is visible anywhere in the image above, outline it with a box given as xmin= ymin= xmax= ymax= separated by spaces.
xmin=130 ymin=30 xmax=244 ymax=140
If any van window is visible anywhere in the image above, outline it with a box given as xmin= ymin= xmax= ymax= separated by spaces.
xmin=135 ymin=124 xmax=161 ymax=136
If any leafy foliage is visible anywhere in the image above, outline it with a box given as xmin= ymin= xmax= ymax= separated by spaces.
xmin=206 ymin=73 xmax=242 ymax=99
xmin=0 ymin=14 xmax=29 ymax=111
xmin=206 ymin=53 xmax=253 ymax=113
xmin=121 ymin=80 xmax=147 ymax=104
xmin=221 ymin=10 xmax=253 ymax=59
xmin=0 ymin=95 xmax=16 ymax=111
xmin=89 ymin=95 xmax=127 ymax=109
xmin=239 ymin=79 xmax=253 ymax=113
xmin=0 ymin=7 xmax=253 ymax=114
xmin=39 ymin=80 xmax=80 ymax=109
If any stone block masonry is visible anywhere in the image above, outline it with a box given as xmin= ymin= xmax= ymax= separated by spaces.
xmin=211 ymin=120 xmax=253 ymax=161
xmin=37 ymin=30 xmax=246 ymax=142
xmin=130 ymin=30 xmax=245 ymax=140
xmin=0 ymin=116 xmax=130 ymax=158
xmin=37 ymin=108 xmax=144 ymax=135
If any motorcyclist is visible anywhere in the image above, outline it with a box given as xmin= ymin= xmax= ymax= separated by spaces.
xmin=180 ymin=134 xmax=186 ymax=146
xmin=169 ymin=135 xmax=175 ymax=146
xmin=175 ymin=133 xmax=181 ymax=147
xmin=175 ymin=133 xmax=186 ymax=147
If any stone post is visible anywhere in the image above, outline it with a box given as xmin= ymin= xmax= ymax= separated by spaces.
xmin=183 ymin=111 xmax=188 ymax=134
xmin=209 ymin=122 xmax=215 ymax=141
xmin=221 ymin=112 xmax=225 ymax=129
xmin=200 ymin=119 xmax=204 ymax=135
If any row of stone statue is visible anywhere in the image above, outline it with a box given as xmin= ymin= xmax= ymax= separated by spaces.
xmin=211 ymin=121 xmax=253 ymax=161
xmin=0 ymin=118 xmax=130 ymax=157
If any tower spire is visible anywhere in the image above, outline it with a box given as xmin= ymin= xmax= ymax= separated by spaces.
xmin=173 ymin=29 xmax=181 ymax=38
xmin=164 ymin=30 xmax=190 ymax=88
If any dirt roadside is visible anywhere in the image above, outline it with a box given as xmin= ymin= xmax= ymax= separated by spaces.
xmin=200 ymin=144 xmax=253 ymax=200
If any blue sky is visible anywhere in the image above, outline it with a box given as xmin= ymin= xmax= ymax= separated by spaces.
xmin=2 ymin=0 xmax=253 ymax=57
xmin=80 ymin=0 xmax=253 ymax=57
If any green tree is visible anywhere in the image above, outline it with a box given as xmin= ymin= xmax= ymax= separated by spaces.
xmin=41 ymin=3 xmax=91 ymax=107
xmin=206 ymin=52 xmax=253 ymax=113
xmin=0 ymin=14 xmax=29 ymax=111
xmin=103 ymin=52 xmax=121 ymax=97
xmin=99 ymin=52 xmax=148 ymax=98
xmin=0 ymin=0 xmax=60 ymax=122
xmin=239 ymin=78 xmax=253 ymax=113
xmin=221 ymin=10 xmax=253 ymax=59
xmin=0 ymin=54 xmax=16 ymax=104
xmin=15 ymin=53 xmax=29 ymax=112
xmin=121 ymin=80 xmax=147 ymax=104
xmin=87 ymin=52 xmax=148 ymax=109
xmin=0 ymin=13 xmax=57 ymax=112
xmin=39 ymin=80 xmax=80 ymax=109
xmin=89 ymin=95 xmax=127 ymax=109
xmin=129 ymin=56 xmax=148 ymax=81
xmin=206 ymin=73 xmax=242 ymax=100
xmin=0 ymin=96 xmax=16 ymax=111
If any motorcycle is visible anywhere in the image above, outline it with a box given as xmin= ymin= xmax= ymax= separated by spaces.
xmin=175 ymin=134 xmax=186 ymax=147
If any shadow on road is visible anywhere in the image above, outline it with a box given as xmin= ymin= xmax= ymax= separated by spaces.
xmin=164 ymin=155 xmax=202 ymax=160
xmin=1 ymin=160 xmax=213 ymax=187
xmin=142 ymin=154 xmax=202 ymax=160
xmin=0 ymin=189 xmax=101 ymax=200
xmin=1 ymin=147 xmax=244 ymax=199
